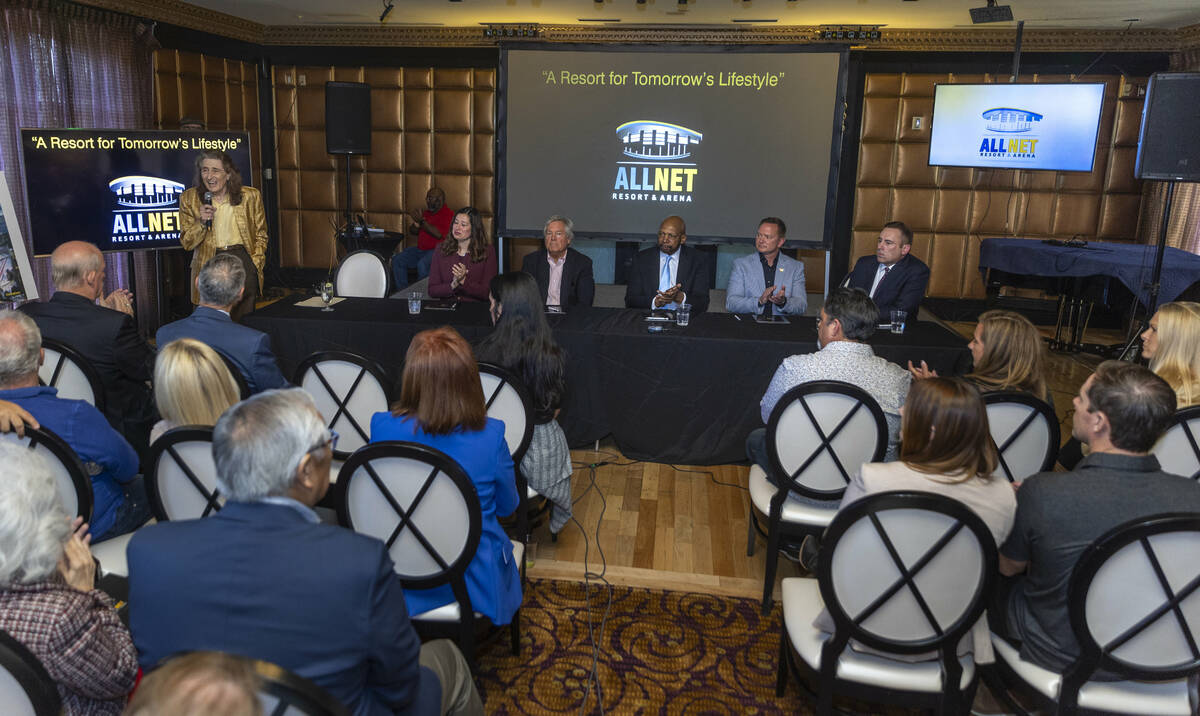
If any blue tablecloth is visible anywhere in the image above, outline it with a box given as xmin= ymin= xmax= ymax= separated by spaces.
xmin=979 ymin=238 xmax=1200 ymax=308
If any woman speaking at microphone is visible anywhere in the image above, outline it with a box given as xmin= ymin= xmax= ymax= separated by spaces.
xmin=178 ymin=150 xmax=267 ymax=321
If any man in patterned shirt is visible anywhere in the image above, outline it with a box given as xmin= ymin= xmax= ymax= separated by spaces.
xmin=746 ymin=286 xmax=911 ymax=487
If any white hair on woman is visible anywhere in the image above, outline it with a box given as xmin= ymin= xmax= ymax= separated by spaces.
xmin=0 ymin=443 xmax=70 ymax=585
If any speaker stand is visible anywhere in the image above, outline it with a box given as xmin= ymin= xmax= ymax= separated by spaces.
xmin=1145 ymin=180 xmax=1176 ymax=317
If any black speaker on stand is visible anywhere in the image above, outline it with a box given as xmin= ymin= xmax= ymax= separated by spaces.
xmin=1121 ymin=72 xmax=1200 ymax=360
xmin=326 ymin=81 xmax=372 ymax=253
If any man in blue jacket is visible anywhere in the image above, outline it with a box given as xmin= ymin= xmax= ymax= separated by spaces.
xmin=844 ymin=221 xmax=930 ymax=323
xmin=128 ymin=389 xmax=481 ymax=716
xmin=725 ymin=217 xmax=807 ymax=316
xmin=156 ymin=253 xmax=288 ymax=394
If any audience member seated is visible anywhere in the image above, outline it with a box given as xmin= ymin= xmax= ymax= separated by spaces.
xmin=843 ymin=221 xmax=930 ymax=323
xmin=20 ymin=240 xmax=156 ymax=457
xmin=624 ymin=215 xmax=711 ymax=313
xmin=0 ymin=442 xmax=138 ymax=715
xmin=0 ymin=310 xmax=145 ymax=542
xmin=520 ymin=215 xmax=595 ymax=309
xmin=814 ymin=377 xmax=1015 ymax=661
xmin=724 ymin=217 xmax=807 ymax=316
xmin=747 ymin=287 xmax=911 ymax=477
xmin=124 ymin=651 xmax=262 ymax=716
xmin=370 ymin=327 xmax=522 ymax=626
xmin=155 ymin=253 xmax=288 ymax=394
xmin=994 ymin=361 xmax=1200 ymax=674
xmin=1141 ymin=300 xmax=1200 ymax=408
xmin=391 ymin=186 xmax=453 ymax=292
xmin=428 ymin=207 xmax=498 ymax=303
xmin=150 ymin=338 xmax=242 ymax=444
xmin=476 ymin=272 xmax=574 ymax=535
xmin=909 ymin=309 xmax=1052 ymax=406
xmin=128 ymin=389 xmax=482 ymax=716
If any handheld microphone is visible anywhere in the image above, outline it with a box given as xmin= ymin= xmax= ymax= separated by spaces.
xmin=202 ymin=191 xmax=213 ymax=229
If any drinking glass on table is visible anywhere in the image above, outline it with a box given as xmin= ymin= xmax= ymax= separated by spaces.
xmin=890 ymin=309 xmax=907 ymax=334
xmin=408 ymin=291 xmax=423 ymax=315
xmin=317 ymin=281 xmax=334 ymax=312
xmin=676 ymin=303 xmax=692 ymax=327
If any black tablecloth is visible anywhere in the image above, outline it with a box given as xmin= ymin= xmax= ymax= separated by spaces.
xmin=246 ymin=298 xmax=970 ymax=465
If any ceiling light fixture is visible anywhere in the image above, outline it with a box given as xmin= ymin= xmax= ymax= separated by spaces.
xmin=970 ymin=0 xmax=1014 ymax=24
xmin=379 ymin=0 xmax=394 ymax=22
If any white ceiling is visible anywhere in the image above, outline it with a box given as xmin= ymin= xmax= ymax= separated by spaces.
xmin=179 ymin=0 xmax=1200 ymax=31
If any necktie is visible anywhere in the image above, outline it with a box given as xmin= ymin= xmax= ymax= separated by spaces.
xmin=871 ymin=265 xmax=891 ymax=298
xmin=659 ymin=255 xmax=673 ymax=292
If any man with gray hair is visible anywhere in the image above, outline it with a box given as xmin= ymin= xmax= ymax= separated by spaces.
xmin=0 ymin=310 xmax=144 ymax=541
xmin=747 ymin=286 xmax=911 ymax=483
xmin=521 ymin=215 xmax=595 ymax=309
xmin=20 ymin=240 xmax=156 ymax=455
xmin=156 ymin=253 xmax=287 ymax=394
xmin=128 ymin=389 xmax=483 ymax=716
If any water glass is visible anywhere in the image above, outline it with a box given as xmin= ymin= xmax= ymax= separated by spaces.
xmin=408 ymin=291 xmax=423 ymax=315
xmin=676 ymin=303 xmax=692 ymax=327
xmin=890 ymin=309 xmax=907 ymax=334
xmin=317 ymin=281 xmax=334 ymax=312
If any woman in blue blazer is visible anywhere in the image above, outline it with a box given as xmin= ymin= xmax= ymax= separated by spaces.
xmin=370 ymin=326 xmax=522 ymax=626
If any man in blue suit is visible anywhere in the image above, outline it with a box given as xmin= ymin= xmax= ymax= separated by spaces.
xmin=128 ymin=389 xmax=482 ymax=716
xmin=624 ymin=215 xmax=711 ymax=313
xmin=844 ymin=221 xmax=930 ymax=323
xmin=725 ymin=217 xmax=807 ymax=316
xmin=156 ymin=254 xmax=288 ymax=394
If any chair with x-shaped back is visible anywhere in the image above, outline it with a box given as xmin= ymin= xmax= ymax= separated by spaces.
xmin=332 ymin=441 xmax=522 ymax=667
xmin=253 ymin=656 xmax=350 ymax=716
xmin=777 ymin=491 xmax=998 ymax=716
xmin=982 ymin=392 xmax=1060 ymax=483
xmin=477 ymin=362 xmax=537 ymax=541
xmin=988 ymin=513 xmax=1200 ymax=715
xmin=0 ymin=425 xmax=92 ymax=521
xmin=145 ymin=427 xmax=222 ymax=522
xmin=746 ymin=381 xmax=888 ymax=614
xmin=1153 ymin=406 xmax=1200 ymax=482
xmin=39 ymin=337 xmax=106 ymax=413
xmin=295 ymin=351 xmax=392 ymax=462
xmin=0 ymin=628 xmax=61 ymax=716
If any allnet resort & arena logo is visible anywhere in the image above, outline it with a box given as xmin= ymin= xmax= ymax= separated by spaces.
xmin=612 ymin=120 xmax=702 ymax=203
xmin=978 ymin=107 xmax=1043 ymax=160
xmin=108 ymin=176 xmax=185 ymax=242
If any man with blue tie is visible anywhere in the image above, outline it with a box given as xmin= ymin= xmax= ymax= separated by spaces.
xmin=725 ymin=217 xmax=807 ymax=316
xmin=844 ymin=221 xmax=930 ymax=323
xmin=624 ymin=215 xmax=711 ymax=313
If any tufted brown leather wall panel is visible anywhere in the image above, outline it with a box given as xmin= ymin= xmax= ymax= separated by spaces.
xmin=153 ymin=50 xmax=262 ymax=178
xmin=853 ymin=73 xmax=1147 ymax=299
xmin=273 ymin=66 xmax=496 ymax=270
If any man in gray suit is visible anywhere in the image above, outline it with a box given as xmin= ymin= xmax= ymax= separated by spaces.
xmin=725 ymin=218 xmax=807 ymax=316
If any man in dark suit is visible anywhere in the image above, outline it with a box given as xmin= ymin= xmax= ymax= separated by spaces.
xmin=520 ymin=215 xmax=595 ymax=309
xmin=624 ymin=215 xmax=711 ymax=313
xmin=156 ymin=254 xmax=288 ymax=394
xmin=20 ymin=240 xmax=156 ymax=456
xmin=844 ymin=221 xmax=930 ymax=323
xmin=128 ymin=389 xmax=482 ymax=716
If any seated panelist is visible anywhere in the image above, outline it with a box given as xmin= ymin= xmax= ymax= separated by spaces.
xmin=520 ymin=215 xmax=595 ymax=309
xmin=725 ymin=217 xmax=807 ymax=316
xmin=844 ymin=221 xmax=930 ymax=324
xmin=624 ymin=215 xmax=710 ymax=313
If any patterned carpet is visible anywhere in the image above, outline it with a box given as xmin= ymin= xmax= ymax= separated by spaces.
xmin=476 ymin=578 xmax=795 ymax=714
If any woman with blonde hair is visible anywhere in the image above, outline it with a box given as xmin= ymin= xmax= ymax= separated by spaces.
xmin=1141 ymin=301 xmax=1200 ymax=408
xmin=910 ymin=309 xmax=1051 ymax=405
xmin=150 ymin=338 xmax=242 ymax=444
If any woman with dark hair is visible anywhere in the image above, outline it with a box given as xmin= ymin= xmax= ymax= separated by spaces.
xmin=369 ymin=326 xmax=521 ymax=625
xmin=427 ymin=207 xmax=498 ymax=302
xmin=476 ymin=271 xmax=573 ymax=535
xmin=178 ymin=150 xmax=267 ymax=320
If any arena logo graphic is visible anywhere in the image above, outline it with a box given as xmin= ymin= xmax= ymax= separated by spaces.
xmin=107 ymin=176 xmax=185 ymax=243
xmin=977 ymin=107 xmax=1042 ymax=160
xmin=612 ymin=121 xmax=702 ymax=203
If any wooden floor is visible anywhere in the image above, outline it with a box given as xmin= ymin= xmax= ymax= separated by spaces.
xmin=527 ymin=320 xmax=1122 ymax=600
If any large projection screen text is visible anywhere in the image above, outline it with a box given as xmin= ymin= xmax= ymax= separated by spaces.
xmin=501 ymin=47 xmax=845 ymax=246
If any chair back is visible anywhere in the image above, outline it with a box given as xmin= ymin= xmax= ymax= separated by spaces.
xmin=214 ymin=350 xmax=252 ymax=399
xmin=818 ymin=491 xmax=997 ymax=701
xmin=765 ymin=381 xmax=887 ymax=500
xmin=39 ymin=338 xmax=106 ymax=413
xmin=254 ymin=657 xmax=350 ymax=716
xmin=0 ymin=426 xmax=92 ymax=520
xmin=983 ymin=392 xmax=1059 ymax=482
xmin=478 ymin=362 xmax=534 ymax=463
xmin=295 ymin=351 xmax=391 ymax=460
xmin=0 ymin=629 xmax=61 ymax=716
xmin=145 ymin=427 xmax=222 ymax=522
xmin=1153 ymin=406 xmax=1200 ymax=481
xmin=334 ymin=250 xmax=389 ymax=298
xmin=1060 ymin=513 xmax=1200 ymax=712
xmin=334 ymin=442 xmax=482 ymax=596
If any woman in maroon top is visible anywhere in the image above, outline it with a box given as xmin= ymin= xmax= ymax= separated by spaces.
xmin=428 ymin=206 xmax=498 ymax=302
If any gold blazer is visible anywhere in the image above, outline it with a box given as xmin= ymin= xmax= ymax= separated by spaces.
xmin=179 ymin=186 xmax=268 ymax=303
